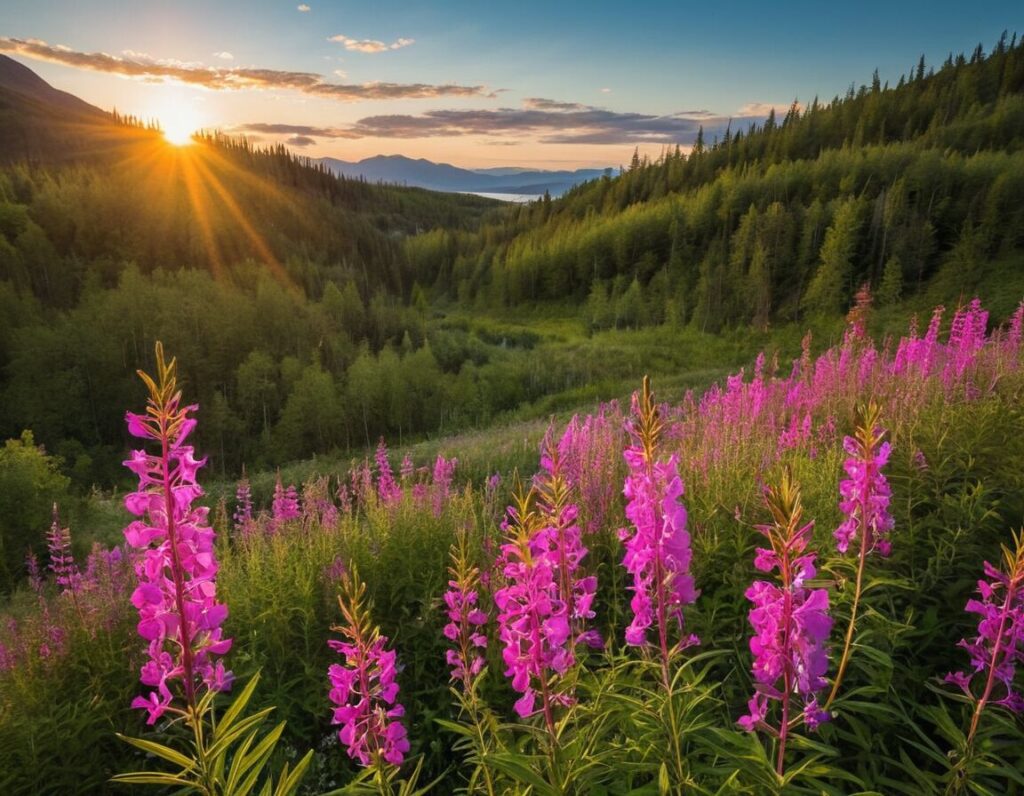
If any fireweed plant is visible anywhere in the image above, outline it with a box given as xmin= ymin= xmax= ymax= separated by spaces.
xmin=826 ymin=401 xmax=893 ymax=709
xmin=945 ymin=531 xmax=1024 ymax=748
xmin=738 ymin=468 xmax=833 ymax=777
xmin=494 ymin=481 xmax=575 ymax=736
xmin=113 ymin=343 xmax=311 ymax=795
xmin=327 ymin=564 xmax=414 ymax=794
xmin=534 ymin=429 xmax=602 ymax=652
xmin=620 ymin=376 xmax=698 ymax=683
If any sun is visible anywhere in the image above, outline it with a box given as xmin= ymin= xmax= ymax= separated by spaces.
xmin=160 ymin=105 xmax=201 ymax=146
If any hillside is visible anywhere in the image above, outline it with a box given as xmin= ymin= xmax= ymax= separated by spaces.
xmin=405 ymin=36 xmax=1024 ymax=329
xmin=0 ymin=54 xmax=148 ymax=164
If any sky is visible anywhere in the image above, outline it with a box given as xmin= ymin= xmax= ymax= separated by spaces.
xmin=0 ymin=1 xmax=1020 ymax=168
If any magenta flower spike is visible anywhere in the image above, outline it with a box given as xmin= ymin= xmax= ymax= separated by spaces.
xmin=828 ymin=402 xmax=892 ymax=708
xmin=46 ymin=504 xmax=80 ymax=594
xmin=444 ymin=535 xmax=488 ymax=688
xmin=535 ymin=427 xmax=601 ymax=651
xmin=123 ymin=343 xmax=232 ymax=724
xmin=233 ymin=474 xmax=253 ymax=535
xmin=431 ymin=455 xmax=457 ymax=517
xmin=833 ymin=405 xmax=894 ymax=557
xmin=494 ymin=482 xmax=573 ymax=733
xmin=620 ymin=377 xmax=698 ymax=681
xmin=327 ymin=566 xmax=409 ymax=768
xmin=375 ymin=439 xmax=402 ymax=505
xmin=738 ymin=470 xmax=832 ymax=776
xmin=946 ymin=532 xmax=1024 ymax=746
xmin=271 ymin=475 xmax=301 ymax=530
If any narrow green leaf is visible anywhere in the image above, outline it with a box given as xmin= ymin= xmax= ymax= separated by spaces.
xmin=116 ymin=734 xmax=196 ymax=771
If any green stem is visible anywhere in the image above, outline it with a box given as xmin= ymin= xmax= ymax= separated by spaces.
xmin=826 ymin=505 xmax=870 ymax=710
xmin=664 ymin=674 xmax=686 ymax=787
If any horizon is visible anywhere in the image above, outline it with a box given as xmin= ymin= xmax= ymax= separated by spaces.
xmin=0 ymin=1 xmax=1021 ymax=168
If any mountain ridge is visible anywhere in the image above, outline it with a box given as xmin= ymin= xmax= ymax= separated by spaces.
xmin=316 ymin=153 xmax=611 ymax=197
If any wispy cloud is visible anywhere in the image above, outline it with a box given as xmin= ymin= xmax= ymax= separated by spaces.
xmin=297 ymin=4 xmax=310 ymax=11
xmin=237 ymin=97 xmax=773 ymax=147
xmin=212 ymin=51 xmax=234 ymax=61
xmin=0 ymin=37 xmax=491 ymax=101
xmin=328 ymin=34 xmax=414 ymax=53
xmin=341 ymin=99 xmax=751 ymax=145
xmin=235 ymin=122 xmax=360 ymax=140
xmin=599 ymin=87 xmax=612 ymax=94
xmin=522 ymin=97 xmax=589 ymax=111
xmin=286 ymin=135 xmax=316 ymax=146
xmin=737 ymin=101 xmax=800 ymax=116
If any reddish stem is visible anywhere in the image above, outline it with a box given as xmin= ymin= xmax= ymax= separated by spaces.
xmin=776 ymin=541 xmax=793 ymax=777
xmin=160 ymin=428 xmax=197 ymax=710
xmin=966 ymin=584 xmax=1016 ymax=747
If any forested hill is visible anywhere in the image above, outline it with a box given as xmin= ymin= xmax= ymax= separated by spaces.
xmin=405 ymin=34 xmax=1024 ymax=329
xmin=0 ymin=58 xmax=510 ymax=484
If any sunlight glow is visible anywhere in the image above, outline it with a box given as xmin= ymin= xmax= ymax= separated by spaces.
xmin=160 ymin=105 xmax=201 ymax=146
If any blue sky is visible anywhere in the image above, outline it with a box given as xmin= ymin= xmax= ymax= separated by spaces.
xmin=0 ymin=1 xmax=1019 ymax=166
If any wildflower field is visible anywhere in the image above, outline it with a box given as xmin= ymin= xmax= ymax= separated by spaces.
xmin=2 ymin=298 xmax=1024 ymax=795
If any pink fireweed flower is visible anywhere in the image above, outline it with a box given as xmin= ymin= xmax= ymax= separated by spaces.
xmin=620 ymin=377 xmax=698 ymax=672
xmin=327 ymin=567 xmax=409 ymax=768
xmin=945 ymin=531 xmax=1024 ymax=745
xmin=233 ymin=475 xmax=252 ymax=534
xmin=123 ymin=343 xmax=232 ymax=725
xmin=494 ymin=484 xmax=573 ymax=729
xmin=834 ymin=403 xmax=893 ymax=556
xmin=400 ymin=454 xmax=415 ymax=482
xmin=375 ymin=439 xmax=402 ymax=505
xmin=271 ymin=476 xmax=300 ymax=529
xmin=302 ymin=476 xmax=338 ymax=530
xmin=336 ymin=482 xmax=353 ymax=515
xmin=431 ymin=455 xmax=457 ymax=517
xmin=535 ymin=427 xmax=601 ymax=651
xmin=738 ymin=470 xmax=832 ymax=776
xmin=47 ymin=505 xmax=80 ymax=593
xmin=444 ymin=534 xmax=488 ymax=688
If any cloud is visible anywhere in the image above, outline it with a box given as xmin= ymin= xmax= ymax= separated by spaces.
xmin=0 ymin=37 xmax=490 ymax=101
xmin=737 ymin=101 xmax=800 ymax=116
xmin=235 ymin=122 xmax=360 ymax=139
xmin=297 ymin=4 xmax=310 ymax=11
xmin=212 ymin=51 xmax=234 ymax=60
xmin=333 ymin=68 xmax=347 ymax=79
xmin=600 ymin=87 xmax=612 ymax=94
xmin=328 ymin=34 xmax=414 ymax=53
xmin=237 ymin=96 xmax=778 ymax=148
xmin=522 ymin=97 xmax=589 ymax=111
xmin=285 ymin=135 xmax=316 ymax=146
xmin=340 ymin=99 xmax=757 ymax=145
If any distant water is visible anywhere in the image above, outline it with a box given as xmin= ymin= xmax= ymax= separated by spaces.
xmin=466 ymin=192 xmax=539 ymax=203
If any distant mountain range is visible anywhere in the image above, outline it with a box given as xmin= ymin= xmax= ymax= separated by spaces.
xmin=316 ymin=154 xmax=613 ymax=197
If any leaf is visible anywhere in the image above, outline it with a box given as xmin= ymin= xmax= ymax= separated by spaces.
xmin=219 ymin=672 xmax=263 ymax=734
xmin=433 ymin=718 xmax=476 ymax=737
xmin=273 ymin=750 xmax=313 ymax=796
xmin=110 ymin=771 xmax=195 ymax=787
xmin=116 ymin=734 xmax=196 ymax=772
xmin=207 ymin=709 xmax=275 ymax=763
xmin=485 ymin=752 xmax=560 ymax=796
xmin=658 ymin=762 xmax=671 ymax=795
xmin=232 ymin=721 xmax=286 ymax=796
